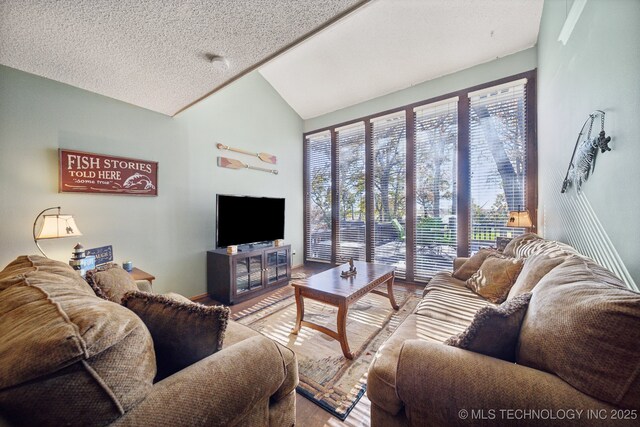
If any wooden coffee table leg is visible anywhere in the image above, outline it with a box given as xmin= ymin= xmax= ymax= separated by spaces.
xmin=291 ymin=288 xmax=304 ymax=334
xmin=337 ymin=301 xmax=353 ymax=359
xmin=387 ymin=274 xmax=399 ymax=310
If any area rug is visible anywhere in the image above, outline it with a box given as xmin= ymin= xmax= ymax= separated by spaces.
xmin=233 ymin=285 xmax=421 ymax=420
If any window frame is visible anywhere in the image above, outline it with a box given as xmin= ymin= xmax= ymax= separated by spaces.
xmin=303 ymin=70 xmax=537 ymax=280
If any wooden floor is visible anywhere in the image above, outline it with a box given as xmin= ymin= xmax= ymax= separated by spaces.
xmin=199 ymin=262 xmax=423 ymax=427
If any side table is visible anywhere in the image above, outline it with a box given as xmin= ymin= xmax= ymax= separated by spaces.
xmin=129 ymin=267 xmax=155 ymax=285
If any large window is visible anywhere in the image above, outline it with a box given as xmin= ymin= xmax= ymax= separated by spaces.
xmin=469 ymin=79 xmax=529 ymax=253
xmin=414 ymin=99 xmax=458 ymax=280
xmin=304 ymin=131 xmax=332 ymax=262
xmin=372 ymin=112 xmax=406 ymax=278
xmin=303 ymin=71 xmax=536 ymax=281
xmin=336 ymin=123 xmax=366 ymax=263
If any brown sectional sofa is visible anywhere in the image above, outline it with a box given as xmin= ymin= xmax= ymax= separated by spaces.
xmin=0 ymin=255 xmax=298 ymax=426
xmin=368 ymin=234 xmax=640 ymax=426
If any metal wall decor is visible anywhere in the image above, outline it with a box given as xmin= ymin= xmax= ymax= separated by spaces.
xmin=561 ymin=110 xmax=612 ymax=193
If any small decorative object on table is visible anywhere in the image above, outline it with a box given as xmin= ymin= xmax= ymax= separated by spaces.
xmin=85 ymin=245 xmax=113 ymax=266
xmin=340 ymin=258 xmax=358 ymax=278
xmin=122 ymin=260 xmax=133 ymax=272
xmin=69 ymin=243 xmax=95 ymax=277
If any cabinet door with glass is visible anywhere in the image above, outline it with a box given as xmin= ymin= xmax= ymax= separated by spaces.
xmin=233 ymin=254 xmax=263 ymax=295
xmin=265 ymin=247 xmax=290 ymax=285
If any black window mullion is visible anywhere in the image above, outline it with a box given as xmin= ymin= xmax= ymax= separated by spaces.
xmin=303 ymin=136 xmax=309 ymax=262
xmin=525 ymin=75 xmax=538 ymax=232
xmin=330 ymin=129 xmax=338 ymax=265
xmin=457 ymin=93 xmax=471 ymax=258
xmin=365 ymin=119 xmax=374 ymax=263
xmin=405 ymin=107 xmax=416 ymax=282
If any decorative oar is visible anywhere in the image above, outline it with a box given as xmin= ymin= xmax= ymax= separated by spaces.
xmin=217 ymin=156 xmax=278 ymax=175
xmin=216 ymin=143 xmax=277 ymax=164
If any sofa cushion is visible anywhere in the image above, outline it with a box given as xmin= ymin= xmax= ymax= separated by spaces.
xmin=0 ymin=254 xmax=94 ymax=294
xmin=507 ymin=252 xmax=566 ymax=299
xmin=445 ymin=293 xmax=532 ymax=362
xmin=367 ymin=313 xmax=467 ymax=415
xmin=502 ymin=233 xmax=541 ymax=257
xmin=452 ymin=248 xmax=501 ymax=280
xmin=517 ymin=256 xmax=640 ymax=408
xmin=466 ymin=256 xmax=523 ymax=303
xmin=122 ymin=291 xmax=230 ymax=381
xmin=86 ymin=264 xmax=138 ymax=303
xmin=417 ymin=273 xmax=493 ymax=326
xmin=503 ymin=233 xmax=577 ymax=259
xmin=0 ymin=256 xmax=155 ymax=426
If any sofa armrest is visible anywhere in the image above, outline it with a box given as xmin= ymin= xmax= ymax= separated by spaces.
xmin=396 ymin=340 xmax=627 ymax=426
xmin=453 ymin=257 xmax=468 ymax=271
xmin=113 ymin=335 xmax=288 ymax=426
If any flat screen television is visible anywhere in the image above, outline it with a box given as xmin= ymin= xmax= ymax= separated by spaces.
xmin=216 ymin=194 xmax=285 ymax=248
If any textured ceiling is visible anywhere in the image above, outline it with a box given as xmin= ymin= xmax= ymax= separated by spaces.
xmin=0 ymin=0 xmax=365 ymax=116
xmin=259 ymin=0 xmax=544 ymax=119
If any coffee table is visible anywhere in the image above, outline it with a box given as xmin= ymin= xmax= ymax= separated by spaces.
xmin=291 ymin=261 xmax=398 ymax=359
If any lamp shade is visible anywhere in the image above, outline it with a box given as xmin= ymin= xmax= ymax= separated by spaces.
xmin=35 ymin=214 xmax=82 ymax=239
xmin=506 ymin=210 xmax=533 ymax=228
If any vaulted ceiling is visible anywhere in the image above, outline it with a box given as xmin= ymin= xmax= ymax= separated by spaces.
xmin=260 ymin=0 xmax=544 ymax=119
xmin=0 ymin=0 xmax=365 ymax=116
xmin=0 ymin=0 xmax=543 ymax=119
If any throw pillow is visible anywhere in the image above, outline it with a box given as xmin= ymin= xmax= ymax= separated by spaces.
xmin=445 ymin=293 xmax=532 ymax=362
xmin=86 ymin=263 xmax=138 ymax=303
xmin=466 ymin=256 xmax=524 ymax=303
xmin=517 ymin=260 xmax=640 ymax=408
xmin=507 ymin=253 xmax=566 ymax=299
xmin=452 ymin=248 xmax=503 ymax=281
xmin=502 ymin=233 xmax=541 ymax=258
xmin=122 ymin=291 xmax=230 ymax=381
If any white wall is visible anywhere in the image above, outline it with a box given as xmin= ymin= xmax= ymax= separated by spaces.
xmin=537 ymin=0 xmax=639 ymax=289
xmin=304 ymin=47 xmax=537 ymax=132
xmin=0 ymin=65 xmax=303 ymax=297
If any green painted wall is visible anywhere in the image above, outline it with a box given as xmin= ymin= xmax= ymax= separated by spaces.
xmin=0 ymin=65 xmax=303 ymax=296
xmin=304 ymin=47 xmax=537 ymax=132
xmin=537 ymin=0 xmax=639 ymax=289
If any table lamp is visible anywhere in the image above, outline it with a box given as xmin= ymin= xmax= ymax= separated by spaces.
xmin=506 ymin=207 xmax=533 ymax=230
xmin=33 ymin=206 xmax=82 ymax=257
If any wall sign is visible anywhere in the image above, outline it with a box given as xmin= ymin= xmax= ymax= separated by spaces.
xmin=59 ymin=149 xmax=158 ymax=196
xmin=85 ymin=245 xmax=114 ymax=266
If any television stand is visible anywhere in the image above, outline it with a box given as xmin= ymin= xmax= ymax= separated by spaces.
xmin=207 ymin=244 xmax=291 ymax=305
xmin=242 ymin=241 xmax=273 ymax=251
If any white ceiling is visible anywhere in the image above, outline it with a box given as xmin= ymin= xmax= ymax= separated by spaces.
xmin=0 ymin=0 xmax=364 ymax=116
xmin=0 ymin=0 xmax=543 ymax=119
xmin=260 ymin=0 xmax=544 ymax=119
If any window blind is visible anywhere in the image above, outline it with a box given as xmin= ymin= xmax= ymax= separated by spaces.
xmin=414 ymin=98 xmax=458 ymax=279
xmin=303 ymin=72 xmax=536 ymax=281
xmin=336 ymin=123 xmax=366 ymax=263
xmin=468 ymin=79 xmax=528 ymax=253
xmin=371 ymin=112 xmax=406 ymax=278
xmin=304 ymin=131 xmax=332 ymax=262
